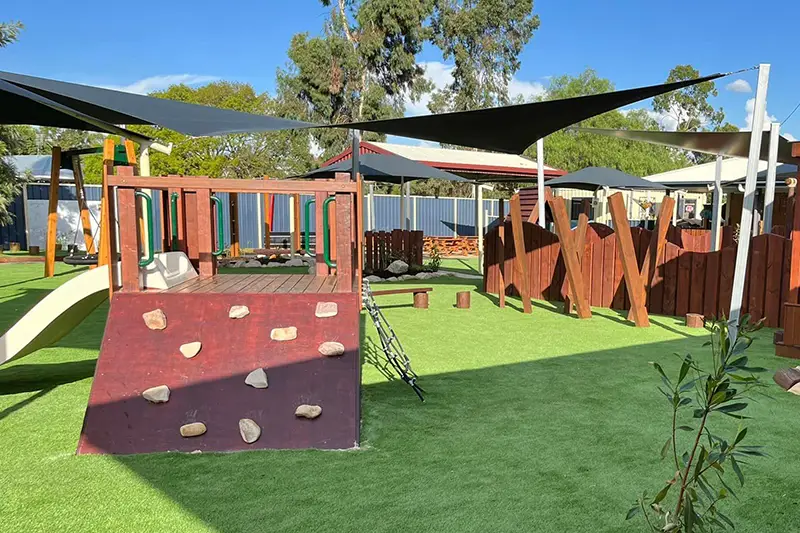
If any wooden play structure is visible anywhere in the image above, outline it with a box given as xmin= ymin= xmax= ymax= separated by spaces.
xmin=485 ymin=178 xmax=800 ymax=330
xmin=75 ymin=157 xmax=366 ymax=454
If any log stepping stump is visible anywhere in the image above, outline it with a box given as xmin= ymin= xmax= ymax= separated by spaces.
xmin=142 ymin=309 xmax=167 ymax=330
xmin=685 ymin=313 xmax=704 ymax=328
xmin=371 ymin=287 xmax=433 ymax=309
xmin=414 ymin=292 xmax=429 ymax=309
xmin=456 ymin=291 xmax=471 ymax=309
xmin=180 ymin=422 xmax=207 ymax=437
xmin=773 ymin=368 xmax=800 ymax=390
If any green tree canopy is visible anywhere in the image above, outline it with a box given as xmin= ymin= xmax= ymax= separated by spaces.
xmin=0 ymin=20 xmax=25 ymax=223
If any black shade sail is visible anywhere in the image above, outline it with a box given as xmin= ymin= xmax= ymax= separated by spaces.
xmin=330 ymin=73 xmax=727 ymax=154
xmin=546 ymin=167 xmax=666 ymax=191
xmin=0 ymin=70 xmax=314 ymax=137
xmin=303 ymin=153 xmax=467 ymax=184
xmin=577 ymin=128 xmax=800 ymax=165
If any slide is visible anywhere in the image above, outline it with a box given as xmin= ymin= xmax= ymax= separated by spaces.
xmin=0 ymin=266 xmax=110 ymax=366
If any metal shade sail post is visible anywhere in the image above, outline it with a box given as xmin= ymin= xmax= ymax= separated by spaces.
xmin=763 ymin=122 xmax=780 ymax=233
xmin=710 ymin=155 xmax=724 ymax=251
xmin=536 ymin=138 xmax=546 ymax=228
xmin=729 ymin=63 xmax=770 ymax=340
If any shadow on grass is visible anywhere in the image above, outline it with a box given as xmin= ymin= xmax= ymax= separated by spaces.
xmin=0 ymin=267 xmax=82 ymax=290
xmin=0 ymin=359 xmax=97 ymax=396
xmin=0 ymin=387 xmax=53 ymax=421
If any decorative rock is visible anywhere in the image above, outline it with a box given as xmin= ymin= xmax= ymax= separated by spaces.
xmin=398 ymin=274 xmax=415 ymax=281
xmin=384 ymin=277 xmax=397 ymax=282
xmin=239 ymin=418 xmax=261 ymax=444
xmin=315 ymin=302 xmax=338 ymax=318
xmin=229 ymin=305 xmax=250 ymax=319
xmin=233 ymin=260 xmax=247 ymax=268
xmin=365 ymin=275 xmax=382 ymax=283
xmin=295 ymin=404 xmax=322 ymax=419
xmin=180 ymin=422 xmax=207 ymax=437
xmin=142 ymin=385 xmax=170 ymax=403
xmin=271 ymin=326 xmax=297 ymax=341
xmin=266 ymin=262 xmax=283 ymax=268
xmin=319 ymin=341 xmax=345 ymax=357
xmin=245 ymin=260 xmax=262 ymax=268
xmin=180 ymin=341 xmax=202 ymax=359
xmin=285 ymin=258 xmax=305 ymax=267
xmin=387 ymin=260 xmax=409 ymax=275
xmin=143 ymin=309 xmax=167 ymax=330
xmin=790 ymin=383 xmax=800 ymax=396
xmin=245 ymin=368 xmax=269 ymax=388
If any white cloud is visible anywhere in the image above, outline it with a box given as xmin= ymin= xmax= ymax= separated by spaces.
xmin=403 ymin=61 xmax=545 ymax=116
xmin=622 ymin=107 xmax=679 ymax=131
xmin=103 ymin=74 xmax=220 ymax=95
xmin=742 ymin=97 xmax=777 ymax=131
xmin=725 ymin=79 xmax=752 ymax=93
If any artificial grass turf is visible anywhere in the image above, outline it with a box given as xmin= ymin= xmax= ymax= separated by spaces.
xmin=0 ymin=261 xmax=797 ymax=532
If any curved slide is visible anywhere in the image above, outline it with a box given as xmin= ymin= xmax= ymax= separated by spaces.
xmin=0 ymin=266 xmax=110 ymax=366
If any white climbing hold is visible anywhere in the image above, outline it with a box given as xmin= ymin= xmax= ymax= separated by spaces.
xmin=229 ymin=305 xmax=250 ymax=319
xmin=239 ymin=418 xmax=262 ymax=444
xmin=270 ymin=327 xmax=297 ymax=341
xmin=142 ymin=385 xmax=170 ymax=403
xmin=315 ymin=302 xmax=338 ymax=318
xmin=245 ymin=368 xmax=268 ymax=389
xmin=318 ymin=341 xmax=345 ymax=357
xmin=180 ymin=341 xmax=202 ymax=359
xmin=180 ymin=422 xmax=207 ymax=437
xmin=142 ymin=309 xmax=167 ymax=330
xmin=295 ymin=404 xmax=322 ymax=419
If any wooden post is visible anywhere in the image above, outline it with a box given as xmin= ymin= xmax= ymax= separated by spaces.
xmin=328 ymin=193 xmax=337 ymax=264
xmin=608 ymin=192 xmax=650 ymax=327
xmin=44 ymin=146 xmax=61 ymax=278
xmin=563 ymin=209 xmax=589 ymax=314
xmin=229 ymin=192 xmax=240 ymax=258
xmin=497 ymin=222 xmax=506 ymax=308
xmin=357 ymin=173 xmax=364 ymax=302
xmin=498 ymin=198 xmax=505 ymax=221
xmin=789 ymin=171 xmax=800 ymax=304
xmin=263 ymin=176 xmax=271 ymax=249
xmin=334 ymin=173 xmax=353 ymax=293
xmin=117 ymin=187 xmax=139 ymax=292
xmin=627 ymin=195 xmax=674 ymax=321
xmin=315 ymin=191 xmax=328 ymax=276
xmin=292 ymin=193 xmax=302 ymax=253
xmin=527 ymin=200 xmax=539 ymax=224
xmin=99 ymin=140 xmax=117 ymax=296
xmin=509 ymin=194 xmax=532 ymax=313
xmin=71 ymin=155 xmax=96 ymax=258
xmin=456 ymin=291 xmax=471 ymax=309
xmin=548 ymin=194 xmax=591 ymax=319
xmin=195 ymin=188 xmax=216 ymax=277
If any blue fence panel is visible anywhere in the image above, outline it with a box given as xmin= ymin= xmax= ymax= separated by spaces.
xmin=414 ymin=196 xmax=453 ymax=237
xmin=373 ymin=195 xmax=399 ymax=232
xmin=456 ymin=198 xmax=475 ymax=236
xmin=1 ymin=194 xmax=26 ymax=249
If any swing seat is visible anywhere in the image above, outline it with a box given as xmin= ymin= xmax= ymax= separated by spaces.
xmin=63 ymin=254 xmax=99 ymax=266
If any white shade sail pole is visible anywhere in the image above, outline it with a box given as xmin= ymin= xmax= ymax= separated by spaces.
xmin=536 ymin=138 xmax=546 ymax=227
xmin=475 ymin=183 xmax=484 ymax=272
xmin=710 ymin=155 xmax=724 ymax=251
xmin=763 ymin=121 xmax=780 ymax=234
xmin=404 ymin=181 xmax=411 ymax=230
xmin=368 ymin=182 xmax=375 ymax=231
xmin=729 ymin=63 xmax=770 ymax=339
xmin=399 ymin=176 xmax=405 ymax=230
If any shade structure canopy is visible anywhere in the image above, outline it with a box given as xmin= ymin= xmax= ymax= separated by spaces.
xmin=546 ymin=166 xmax=666 ymax=191
xmin=577 ymin=128 xmax=800 ymax=165
xmin=0 ymin=70 xmax=313 ymax=137
xmin=303 ymin=153 xmax=468 ymax=184
xmin=331 ymin=73 xmax=727 ymax=154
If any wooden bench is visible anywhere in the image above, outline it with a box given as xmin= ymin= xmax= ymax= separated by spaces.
xmin=371 ymin=287 xmax=433 ymax=309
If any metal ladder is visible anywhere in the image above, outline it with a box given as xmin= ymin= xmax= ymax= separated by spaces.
xmin=362 ymin=280 xmax=425 ymax=401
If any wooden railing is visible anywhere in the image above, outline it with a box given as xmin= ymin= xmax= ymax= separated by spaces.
xmin=364 ymin=230 xmax=423 ymax=273
xmin=106 ymin=171 xmax=362 ymax=294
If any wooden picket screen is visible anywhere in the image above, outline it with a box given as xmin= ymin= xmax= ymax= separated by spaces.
xmin=484 ymin=221 xmax=792 ymax=328
xmin=364 ymin=229 xmax=423 ymax=272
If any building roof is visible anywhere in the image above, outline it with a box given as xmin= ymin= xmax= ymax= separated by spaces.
xmin=6 ymin=155 xmax=74 ymax=181
xmin=643 ymin=158 xmax=769 ymax=191
xmin=324 ymin=141 xmax=566 ymax=182
xmin=304 ymin=153 xmax=467 ymax=184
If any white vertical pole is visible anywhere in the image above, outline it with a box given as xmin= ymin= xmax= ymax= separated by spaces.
xmin=763 ymin=121 xmax=780 ymax=234
xmin=139 ymin=146 xmax=151 ymax=256
xmin=412 ymin=195 xmax=417 ymax=230
xmin=536 ymin=138 xmax=546 ymax=228
xmin=368 ymin=183 xmax=375 ymax=230
xmin=257 ymin=193 xmax=263 ymax=248
xmin=288 ymin=198 xmax=296 ymax=258
xmin=476 ymin=183 xmax=484 ymax=273
xmin=399 ymin=177 xmax=405 ymax=230
xmin=711 ymin=155 xmax=724 ymax=251
xmin=404 ymin=181 xmax=411 ymax=230
xmin=22 ymin=183 xmax=30 ymax=250
xmin=729 ymin=63 xmax=770 ymax=339
xmin=453 ymin=197 xmax=458 ymax=237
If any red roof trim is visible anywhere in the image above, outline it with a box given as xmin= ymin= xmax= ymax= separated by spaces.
xmin=321 ymin=141 xmax=567 ymax=177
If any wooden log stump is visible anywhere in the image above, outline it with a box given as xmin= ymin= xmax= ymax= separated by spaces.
xmin=685 ymin=313 xmax=704 ymax=328
xmin=456 ymin=291 xmax=471 ymax=309
xmin=413 ymin=292 xmax=429 ymax=309
xmin=773 ymin=368 xmax=800 ymax=390
xmin=774 ymin=330 xmax=784 ymax=345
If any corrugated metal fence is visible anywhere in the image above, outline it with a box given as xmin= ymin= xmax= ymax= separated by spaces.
xmin=2 ymin=185 xmax=502 ymax=251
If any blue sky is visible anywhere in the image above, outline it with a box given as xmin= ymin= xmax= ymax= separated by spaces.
xmin=3 ymin=0 xmax=799 ymax=140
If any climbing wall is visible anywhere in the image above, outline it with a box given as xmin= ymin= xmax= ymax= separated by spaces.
xmin=77 ymin=292 xmax=361 ymax=454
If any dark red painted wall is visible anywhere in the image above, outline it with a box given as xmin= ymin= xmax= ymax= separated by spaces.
xmin=77 ymin=292 xmax=361 ymax=454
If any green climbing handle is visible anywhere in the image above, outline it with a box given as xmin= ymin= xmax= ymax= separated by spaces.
xmin=135 ymin=191 xmax=155 ymax=267
xmin=303 ymin=198 xmax=315 ymax=254
xmin=169 ymin=192 xmax=179 ymax=250
xmin=210 ymin=195 xmax=225 ymax=257
xmin=322 ymin=196 xmax=336 ymax=268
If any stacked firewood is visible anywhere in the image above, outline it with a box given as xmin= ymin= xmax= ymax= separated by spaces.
xmin=423 ymin=237 xmax=479 ymax=257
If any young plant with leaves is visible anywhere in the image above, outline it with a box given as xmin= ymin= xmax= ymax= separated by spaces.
xmin=627 ymin=317 xmax=768 ymax=532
